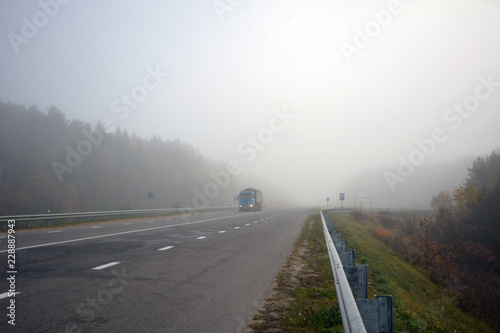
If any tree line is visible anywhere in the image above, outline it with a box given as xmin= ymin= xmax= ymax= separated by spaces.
xmin=0 ymin=101 xmax=236 ymax=215
xmin=351 ymin=150 xmax=500 ymax=328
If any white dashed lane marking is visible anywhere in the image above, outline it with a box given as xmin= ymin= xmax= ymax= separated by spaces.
xmin=0 ymin=213 xmax=244 ymax=253
xmin=47 ymin=230 xmax=62 ymax=233
xmin=158 ymin=246 xmax=174 ymax=251
xmin=0 ymin=292 xmax=20 ymax=300
xmin=91 ymin=226 xmax=102 ymax=229
xmin=196 ymin=236 xmax=207 ymax=240
xmin=92 ymin=262 xmax=121 ymax=270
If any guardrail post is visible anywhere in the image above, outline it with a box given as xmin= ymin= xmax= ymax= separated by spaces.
xmin=344 ymin=265 xmax=368 ymax=299
xmin=331 ymin=233 xmax=355 ymax=267
xmin=331 ymin=234 xmax=342 ymax=250
xmin=325 ymin=215 xmax=336 ymax=233
xmin=356 ymin=296 xmax=393 ymax=333
xmin=339 ymin=249 xmax=355 ymax=267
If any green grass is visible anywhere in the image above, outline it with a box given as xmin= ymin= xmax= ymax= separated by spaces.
xmin=282 ymin=215 xmax=343 ymax=332
xmin=330 ymin=213 xmax=495 ymax=333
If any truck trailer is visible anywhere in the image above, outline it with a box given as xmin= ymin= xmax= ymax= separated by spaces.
xmin=238 ymin=188 xmax=263 ymax=211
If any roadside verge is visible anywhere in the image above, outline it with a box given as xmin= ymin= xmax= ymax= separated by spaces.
xmin=246 ymin=213 xmax=343 ymax=332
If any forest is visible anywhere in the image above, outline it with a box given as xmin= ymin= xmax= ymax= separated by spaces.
xmin=0 ymin=101 xmax=236 ymax=215
xmin=351 ymin=150 xmax=500 ymax=327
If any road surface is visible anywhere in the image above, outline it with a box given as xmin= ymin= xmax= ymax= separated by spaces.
xmin=0 ymin=208 xmax=308 ymax=332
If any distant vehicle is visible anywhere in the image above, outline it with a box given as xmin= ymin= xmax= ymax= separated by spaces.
xmin=238 ymin=188 xmax=263 ymax=212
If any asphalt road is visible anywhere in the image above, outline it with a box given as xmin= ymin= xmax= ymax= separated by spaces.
xmin=0 ymin=208 xmax=309 ymax=332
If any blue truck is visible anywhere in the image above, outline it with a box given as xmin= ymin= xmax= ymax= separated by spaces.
xmin=238 ymin=188 xmax=263 ymax=212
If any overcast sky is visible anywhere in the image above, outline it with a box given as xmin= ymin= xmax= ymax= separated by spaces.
xmin=1 ymin=0 xmax=499 ymax=207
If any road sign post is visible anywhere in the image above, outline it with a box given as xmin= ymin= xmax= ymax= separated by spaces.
xmin=147 ymin=191 xmax=154 ymax=209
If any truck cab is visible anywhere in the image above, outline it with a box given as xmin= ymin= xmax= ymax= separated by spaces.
xmin=238 ymin=188 xmax=263 ymax=211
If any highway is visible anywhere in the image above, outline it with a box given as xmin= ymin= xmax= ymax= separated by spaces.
xmin=0 ymin=208 xmax=309 ymax=332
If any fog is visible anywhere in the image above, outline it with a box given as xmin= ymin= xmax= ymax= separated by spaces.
xmin=1 ymin=0 xmax=499 ymax=209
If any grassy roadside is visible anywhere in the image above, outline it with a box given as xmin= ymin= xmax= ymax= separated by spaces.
xmin=247 ymin=213 xmax=495 ymax=332
xmin=246 ymin=214 xmax=343 ymax=332
xmin=330 ymin=213 xmax=495 ymax=333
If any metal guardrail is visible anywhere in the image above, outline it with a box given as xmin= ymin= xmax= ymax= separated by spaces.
xmin=321 ymin=210 xmax=393 ymax=333
xmin=0 ymin=206 xmax=233 ymax=230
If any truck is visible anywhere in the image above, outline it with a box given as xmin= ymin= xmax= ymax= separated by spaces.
xmin=238 ymin=188 xmax=263 ymax=212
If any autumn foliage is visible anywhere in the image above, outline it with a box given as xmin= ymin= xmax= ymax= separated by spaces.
xmin=377 ymin=226 xmax=392 ymax=239
xmin=352 ymin=151 xmax=500 ymax=328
